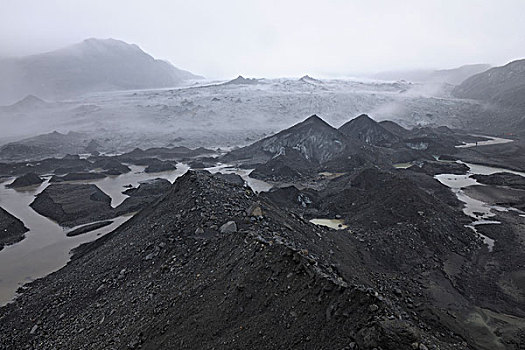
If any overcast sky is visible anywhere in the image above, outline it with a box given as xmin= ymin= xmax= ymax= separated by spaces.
xmin=1 ymin=0 xmax=524 ymax=79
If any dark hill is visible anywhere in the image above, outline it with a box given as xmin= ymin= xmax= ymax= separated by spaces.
xmin=339 ymin=114 xmax=400 ymax=147
xmin=223 ymin=115 xmax=350 ymax=165
xmin=7 ymin=172 xmax=43 ymax=188
xmin=0 ymin=171 xmax=471 ymax=349
xmin=0 ymin=207 xmax=28 ymax=250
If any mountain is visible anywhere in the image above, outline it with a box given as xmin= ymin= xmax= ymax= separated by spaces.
xmin=0 ymin=207 xmax=28 ymax=251
xmin=223 ymin=115 xmax=350 ymax=165
xmin=372 ymin=64 xmax=491 ymax=85
xmin=338 ymin=114 xmax=399 ymax=147
xmin=0 ymin=171 xmax=480 ymax=349
xmin=0 ymin=38 xmax=202 ymax=104
xmin=452 ymin=59 xmax=525 ymax=109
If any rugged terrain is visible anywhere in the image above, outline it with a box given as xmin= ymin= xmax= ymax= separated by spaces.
xmin=1 ymin=112 xmax=525 ymax=349
xmin=0 ymin=171 xmax=478 ymax=349
xmin=0 ymin=207 xmax=28 ymax=250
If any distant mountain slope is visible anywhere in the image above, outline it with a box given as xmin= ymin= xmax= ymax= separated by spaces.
xmin=0 ymin=95 xmax=51 ymax=113
xmin=0 ymin=131 xmax=91 ymax=161
xmin=0 ymin=38 xmax=202 ymax=104
xmin=372 ymin=64 xmax=491 ymax=85
xmin=452 ymin=59 xmax=525 ymax=109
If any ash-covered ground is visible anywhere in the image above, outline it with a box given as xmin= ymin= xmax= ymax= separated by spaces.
xmin=1 ymin=110 xmax=525 ymax=349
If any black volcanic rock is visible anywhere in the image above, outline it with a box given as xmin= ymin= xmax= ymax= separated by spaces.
xmin=124 ymin=157 xmax=161 ymax=166
xmin=339 ymin=114 xmax=400 ymax=147
xmin=312 ymin=168 xmax=476 ymax=268
xmin=119 ymin=146 xmax=213 ymax=162
xmin=223 ymin=115 xmax=349 ymax=165
xmin=30 ymin=183 xmax=115 ymax=227
xmin=49 ymin=172 xmax=107 ymax=182
xmin=260 ymin=185 xmax=318 ymax=210
xmin=188 ymin=160 xmax=207 ymax=169
xmin=0 ymin=207 xmax=28 ymax=250
xmin=411 ymin=160 xmax=469 ymax=176
xmin=472 ymin=172 xmax=525 ymax=190
xmin=7 ymin=172 xmax=43 ymax=188
xmin=144 ymin=159 xmax=176 ymax=173
xmin=122 ymin=178 xmax=172 ymax=197
xmin=92 ymin=158 xmax=131 ymax=175
xmin=212 ymin=172 xmax=245 ymax=186
xmin=117 ymin=178 xmax=172 ymax=214
xmin=0 ymin=171 xmax=467 ymax=349
xmin=250 ymin=148 xmax=312 ymax=181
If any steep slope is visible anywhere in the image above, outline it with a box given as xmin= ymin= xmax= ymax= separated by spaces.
xmin=0 ymin=38 xmax=202 ymax=104
xmin=30 ymin=183 xmax=115 ymax=227
xmin=453 ymin=59 xmax=525 ymax=109
xmin=0 ymin=207 xmax=28 ymax=250
xmin=0 ymin=171 xmax=466 ymax=349
xmin=223 ymin=115 xmax=349 ymax=165
xmin=339 ymin=114 xmax=400 ymax=147
xmin=378 ymin=120 xmax=411 ymax=138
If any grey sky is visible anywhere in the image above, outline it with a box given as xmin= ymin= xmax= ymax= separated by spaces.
xmin=1 ymin=0 xmax=524 ymax=78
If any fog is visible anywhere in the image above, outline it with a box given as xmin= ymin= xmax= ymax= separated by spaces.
xmin=1 ymin=0 xmax=525 ymax=78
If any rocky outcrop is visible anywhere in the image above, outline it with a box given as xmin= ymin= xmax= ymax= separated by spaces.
xmin=116 ymin=178 xmax=172 ymax=214
xmin=49 ymin=172 xmax=106 ymax=182
xmin=223 ymin=115 xmax=349 ymax=165
xmin=339 ymin=114 xmax=400 ymax=147
xmin=0 ymin=207 xmax=28 ymax=250
xmin=472 ymin=172 xmax=525 ymax=190
xmin=92 ymin=158 xmax=131 ymax=175
xmin=6 ymin=173 xmax=43 ymax=188
xmin=144 ymin=159 xmax=176 ymax=173
xmin=30 ymin=183 xmax=115 ymax=227
xmin=0 ymin=171 xmax=470 ymax=349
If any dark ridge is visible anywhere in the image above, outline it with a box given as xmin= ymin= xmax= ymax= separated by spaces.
xmin=339 ymin=114 xmax=400 ymax=147
xmin=6 ymin=172 xmax=43 ymax=188
xmin=0 ymin=207 xmax=29 ymax=250
xmin=0 ymin=171 xmax=464 ymax=349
